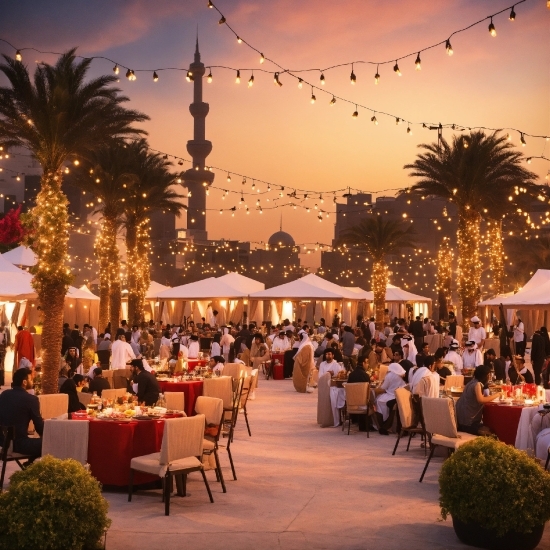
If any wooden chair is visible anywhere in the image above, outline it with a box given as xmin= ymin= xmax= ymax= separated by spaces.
xmin=342 ymin=382 xmax=370 ymax=436
xmin=220 ymin=376 xmax=245 ymax=481
xmin=392 ymin=388 xmax=427 ymax=455
xmin=444 ymin=375 xmax=464 ymax=390
xmin=237 ymin=369 xmax=258 ymax=437
xmin=0 ymin=426 xmax=33 ymax=491
xmin=419 ymin=397 xmax=478 ymax=482
xmin=165 ymin=392 xmax=185 ymax=412
xmin=195 ymin=396 xmax=226 ymax=493
xmin=128 ymin=415 xmax=213 ymax=515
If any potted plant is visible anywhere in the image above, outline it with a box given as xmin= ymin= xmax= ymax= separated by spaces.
xmin=0 ymin=456 xmax=111 ymax=549
xmin=439 ymin=437 xmax=550 ymax=550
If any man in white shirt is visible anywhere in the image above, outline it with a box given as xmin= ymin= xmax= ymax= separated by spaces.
xmin=468 ymin=316 xmax=486 ymax=349
xmin=317 ymin=349 xmax=345 ymax=427
xmin=110 ymin=334 xmax=136 ymax=369
xmin=513 ymin=316 xmax=525 ymax=356
xmin=187 ymin=335 xmax=200 ymax=359
xmin=368 ymin=317 xmax=376 ymax=342
xmin=462 ymin=340 xmax=483 ymax=369
xmin=131 ymin=326 xmax=141 ymax=345
xmin=444 ymin=340 xmax=463 ymax=375
xmin=318 ymin=349 xmax=343 ymax=378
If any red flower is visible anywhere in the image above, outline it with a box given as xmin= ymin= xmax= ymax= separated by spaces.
xmin=0 ymin=205 xmax=27 ymax=244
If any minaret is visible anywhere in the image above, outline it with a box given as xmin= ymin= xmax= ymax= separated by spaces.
xmin=182 ymin=36 xmax=214 ymax=242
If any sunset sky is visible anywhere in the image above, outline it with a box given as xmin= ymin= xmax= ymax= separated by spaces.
xmin=1 ymin=0 xmax=549 ymax=268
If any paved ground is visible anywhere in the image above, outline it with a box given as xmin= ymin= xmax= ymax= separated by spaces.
xmin=4 ymin=379 xmax=550 ymax=549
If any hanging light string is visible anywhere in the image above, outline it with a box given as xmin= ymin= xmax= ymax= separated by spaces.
xmin=208 ymin=0 xmax=528 ymax=75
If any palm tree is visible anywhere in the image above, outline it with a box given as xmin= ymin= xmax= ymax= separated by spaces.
xmin=436 ymin=237 xmax=453 ymax=321
xmin=0 ymin=50 xmax=147 ymax=393
xmin=339 ymin=216 xmax=416 ymax=329
xmin=120 ymin=140 xmax=185 ymax=325
xmin=404 ymin=131 xmax=538 ymax=329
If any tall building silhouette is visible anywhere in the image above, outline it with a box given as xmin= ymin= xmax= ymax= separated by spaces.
xmin=182 ymin=36 xmax=214 ymax=242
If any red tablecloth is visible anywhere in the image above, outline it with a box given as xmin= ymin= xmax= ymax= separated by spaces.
xmin=187 ymin=359 xmax=207 ymax=370
xmin=157 ymin=380 xmax=203 ymax=417
xmin=88 ymin=419 xmax=165 ymax=486
xmin=271 ymin=353 xmax=285 ymax=365
xmin=483 ymin=404 xmax=523 ymax=445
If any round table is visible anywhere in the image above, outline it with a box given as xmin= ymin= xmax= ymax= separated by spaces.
xmin=87 ymin=418 xmax=165 ymax=487
xmin=157 ymin=380 xmax=203 ymax=417
xmin=483 ymin=403 xmax=524 ymax=445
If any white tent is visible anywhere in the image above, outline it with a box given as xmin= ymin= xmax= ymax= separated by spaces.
xmin=479 ymin=270 xmax=550 ymax=335
xmin=1 ymin=245 xmax=37 ymax=267
xmin=121 ymin=281 xmax=171 ymax=322
xmin=250 ymin=275 xmax=366 ymax=325
xmin=374 ymin=284 xmax=432 ymax=319
xmin=216 ymin=272 xmax=265 ymax=294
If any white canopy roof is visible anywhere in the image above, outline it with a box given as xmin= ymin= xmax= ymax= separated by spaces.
xmin=216 ymin=272 xmax=265 ymax=294
xmin=250 ymin=276 xmax=349 ymax=300
xmin=67 ymin=286 xmax=99 ymax=301
xmin=1 ymin=245 xmax=37 ymax=267
xmin=156 ymin=277 xmax=252 ymax=300
xmin=145 ymin=281 xmax=170 ymax=300
xmin=298 ymin=274 xmax=369 ymax=300
xmin=0 ymin=254 xmax=27 ymax=273
xmin=479 ymin=270 xmax=550 ymax=308
xmin=383 ymin=284 xmax=432 ymax=303
xmin=0 ymin=268 xmax=35 ymax=300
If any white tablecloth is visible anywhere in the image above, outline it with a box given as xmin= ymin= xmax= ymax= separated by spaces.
xmin=515 ymin=406 xmax=542 ymax=452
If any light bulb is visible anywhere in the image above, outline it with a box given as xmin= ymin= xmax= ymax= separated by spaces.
xmin=446 ymin=39 xmax=453 ymax=56
xmin=15 ymin=50 xmax=22 ymax=61
xmin=506 ymin=132 xmax=512 ymax=141
xmin=235 ymin=70 xmax=240 ymax=83
xmin=415 ymin=53 xmax=421 ymax=70
xmin=260 ymin=53 xmax=265 ymax=64
xmin=330 ymin=96 xmax=336 ymax=105
xmin=153 ymin=71 xmax=159 ymax=82
xmin=298 ymin=78 xmax=303 ymax=89
xmin=509 ymin=6 xmax=516 ymax=20
xmin=371 ymin=114 xmax=378 ymax=125
xmin=352 ymin=107 xmax=358 ymax=118
xmin=463 ymin=139 xmax=469 ymax=148
xmin=320 ymin=73 xmax=325 ymax=85
xmin=237 ymin=36 xmax=242 ymax=44
xmin=407 ymin=126 xmax=412 ymax=135
xmin=186 ymin=71 xmax=193 ymax=82
xmin=113 ymin=64 xmax=119 ymax=75
xmin=219 ymin=16 xmax=226 ymax=24
xmin=248 ymin=74 xmax=254 ymax=87
xmin=393 ymin=61 xmax=401 ymax=76
xmin=527 ymin=157 xmax=532 ymax=164
xmin=488 ymin=18 xmax=496 ymax=37
xmin=350 ymin=67 xmax=356 ymax=84
xmin=126 ymin=69 xmax=132 ymax=79
xmin=208 ymin=0 xmax=213 ymax=7
xmin=74 ymin=159 xmax=79 ymax=166
xmin=374 ymin=68 xmax=380 ymax=84
xmin=207 ymin=70 xmax=212 ymax=83
xmin=310 ymin=90 xmax=316 ymax=104
xmin=395 ymin=117 xmax=401 ymax=125
xmin=520 ymin=133 xmax=526 ymax=146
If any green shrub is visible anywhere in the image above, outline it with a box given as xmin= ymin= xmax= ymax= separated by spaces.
xmin=439 ymin=437 xmax=550 ymax=536
xmin=0 ymin=456 xmax=111 ymax=550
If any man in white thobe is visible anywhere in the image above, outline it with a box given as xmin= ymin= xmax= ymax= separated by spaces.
xmin=110 ymin=335 xmax=136 ymax=369
xmin=468 ymin=316 xmax=486 ymax=349
xmin=462 ymin=340 xmax=483 ymax=369
xmin=318 ymin=349 xmax=345 ymax=427
xmin=444 ymin=340 xmax=463 ymax=375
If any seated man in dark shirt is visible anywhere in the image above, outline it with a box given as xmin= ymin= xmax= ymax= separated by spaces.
xmin=415 ymin=342 xmax=430 ymax=369
xmin=88 ymin=367 xmax=111 ymax=397
xmin=393 ymin=349 xmax=414 ymax=383
xmin=0 ymin=367 xmax=44 ymax=460
xmin=131 ymin=359 xmax=160 ymax=406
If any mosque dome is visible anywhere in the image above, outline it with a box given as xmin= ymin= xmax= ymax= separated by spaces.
xmin=268 ymin=230 xmax=295 ymax=248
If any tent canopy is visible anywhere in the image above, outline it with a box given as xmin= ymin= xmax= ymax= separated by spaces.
xmin=298 ymin=274 xmax=369 ymax=300
xmin=250 ymin=278 xmax=345 ymax=300
xmin=0 ymin=254 xmax=29 ymax=274
xmin=216 ymin=272 xmax=265 ymax=294
xmin=1 ymin=245 xmax=37 ymax=267
xmin=145 ymin=281 xmax=170 ymax=300
xmin=383 ymin=284 xmax=432 ymax=303
xmin=156 ymin=277 xmax=252 ymax=300
xmin=479 ymin=270 xmax=550 ymax=308
xmin=67 ymin=286 xmax=99 ymax=300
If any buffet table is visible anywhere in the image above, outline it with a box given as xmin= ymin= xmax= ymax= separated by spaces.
xmin=87 ymin=418 xmax=164 ymax=487
xmin=157 ymin=380 xmax=203 ymax=417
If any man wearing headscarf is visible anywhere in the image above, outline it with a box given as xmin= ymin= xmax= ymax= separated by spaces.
xmin=401 ymin=336 xmax=418 ymax=365
xmin=444 ymin=339 xmax=463 ymax=375
xmin=410 ymin=356 xmax=439 ymax=398
xmin=64 ymin=347 xmax=80 ymax=377
xmin=374 ymin=362 xmax=406 ymax=435
xmin=292 ymin=330 xmax=315 ymax=393
xmin=468 ymin=316 xmax=486 ymax=349
xmin=462 ymin=341 xmax=483 ymax=369
xmin=187 ymin=334 xmax=200 ymax=359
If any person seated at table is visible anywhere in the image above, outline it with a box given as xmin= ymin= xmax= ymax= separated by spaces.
xmin=64 ymin=347 xmax=81 ymax=377
xmin=444 ymin=340 xmax=463 ymax=375
xmin=0 ymin=367 xmax=43 ymax=462
xmin=130 ymin=359 xmax=160 ymax=406
xmin=251 ymin=334 xmax=270 ymax=371
xmin=391 ymin=349 xmax=413 ymax=382
xmin=88 ymin=368 xmax=111 ymax=397
xmin=72 ymin=373 xmax=89 ymax=392
xmin=58 ymin=366 xmax=70 ymax=391
xmin=210 ymin=333 xmax=221 ymax=358
xmin=368 ymin=340 xmax=391 ymax=370
xmin=374 ymin=362 xmax=407 ymax=435
xmin=415 ymin=342 xmax=431 ymax=369
xmin=60 ymin=377 xmax=87 ymax=414
xmin=508 ymin=356 xmax=534 ymax=384
xmin=410 ymin=356 xmax=439 ymax=398
xmin=209 ymin=355 xmax=225 ymax=375
xmin=456 ymin=365 xmax=501 ymax=435
xmin=187 ymin=334 xmax=200 ymax=359
xmin=318 ymin=349 xmax=344 ymax=378
xmin=434 ymin=347 xmax=452 ymax=385
xmin=347 ymin=355 xmax=373 ymax=431
xmin=272 ymin=331 xmax=291 ymax=353
xmin=463 ymin=340 xmax=483 ymax=370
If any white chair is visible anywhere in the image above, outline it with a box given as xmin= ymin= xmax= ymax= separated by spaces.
xmin=42 ymin=419 xmax=89 ymax=464
xmin=203 ymin=377 xmax=234 ymax=411
xmin=128 ymin=415 xmax=213 ymax=515
xmin=222 ymin=363 xmax=246 ymax=380
xmin=165 ymin=392 xmax=185 ymax=412
xmin=195 ymin=396 xmax=226 ymax=493
xmin=38 ymin=394 xmax=69 ymax=419
xmin=419 ymin=397 xmax=478 ymax=482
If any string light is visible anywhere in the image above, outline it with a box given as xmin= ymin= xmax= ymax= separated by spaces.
xmin=371 ymin=113 xmax=378 ymax=125
xmin=320 ymin=72 xmax=325 ymax=85
xmin=235 ymin=70 xmax=240 ymax=83
xmin=374 ymin=65 xmax=380 ymax=84
xmin=488 ymin=17 xmax=497 ymax=36
xmin=520 ymin=133 xmax=526 ymax=146
xmin=274 ymin=72 xmax=282 ymax=87
xmin=113 ymin=64 xmax=119 ymax=75
xmin=260 ymin=53 xmax=265 ymax=64
xmin=186 ymin=70 xmax=193 ymax=82
xmin=218 ymin=15 xmax=226 ymax=24
xmin=330 ymin=95 xmax=336 ymax=105
xmin=15 ymin=50 xmax=22 ymax=61
xmin=297 ymin=78 xmax=303 ymax=89
xmin=509 ymin=6 xmax=516 ymax=20
xmin=415 ymin=53 xmax=421 ymax=70
xmin=248 ymin=73 xmax=254 ymax=87
xmin=407 ymin=125 xmax=412 ymax=135
xmin=207 ymin=70 xmax=213 ymax=83
xmin=393 ymin=61 xmax=401 ymax=76
xmin=310 ymin=88 xmax=316 ymax=104
xmin=352 ymin=105 xmax=358 ymax=118
xmin=350 ymin=65 xmax=356 ymax=84
xmin=237 ymin=36 xmax=242 ymax=44
xmin=445 ymin=39 xmax=453 ymax=56
xmin=153 ymin=71 xmax=159 ymax=82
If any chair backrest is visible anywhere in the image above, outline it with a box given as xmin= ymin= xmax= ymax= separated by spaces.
xmin=317 ymin=373 xmax=333 ymax=427
xmin=101 ymin=388 xmax=126 ymax=402
xmin=344 ymin=382 xmax=369 ymax=408
xmin=165 ymin=392 xmax=185 ymax=412
xmin=421 ymin=397 xmax=458 ymax=438
xmin=379 ymin=364 xmax=389 ymax=383
xmin=102 ymin=370 xmax=114 ymax=385
xmin=159 ymin=415 xmax=205 ymax=465
xmin=248 ymin=368 xmax=259 ymax=394
xmin=203 ymin=376 xmax=234 ymax=410
xmin=38 ymin=394 xmax=69 ymax=419
xmin=41 ymin=419 xmax=89 ymax=464
xmin=395 ymin=387 xmax=414 ymax=428
xmin=0 ymin=426 xmax=15 ymax=457
xmin=444 ymin=375 xmax=464 ymax=390
xmin=223 ymin=363 xmax=247 ymax=380
xmin=96 ymin=350 xmax=111 ymax=368
xmin=78 ymin=392 xmax=92 ymax=407
xmin=195 ymin=396 xmax=223 ymax=426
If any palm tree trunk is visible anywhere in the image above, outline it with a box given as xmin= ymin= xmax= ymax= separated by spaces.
xmin=127 ymin=218 xmax=151 ymax=326
xmin=103 ymin=216 xmax=121 ymax=333
xmin=95 ymin=232 xmax=110 ymax=333
xmin=137 ymin=222 xmax=151 ymax=324
xmin=436 ymin=237 xmax=453 ymax=321
xmin=126 ymin=222 xmax=138 ymax=325
xmin=458 ymin=208 xmax=482 ymax=330
xmin=372 ymin=260 xmax=388 ymax=331
xmin=25 ymin=171 xmax=71 ymax=394
xmin=488 ymin=221 xmax=504 ymax=296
